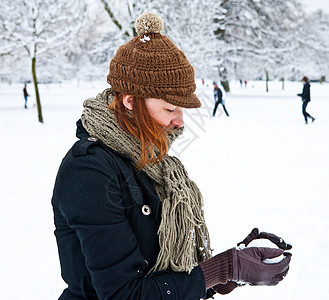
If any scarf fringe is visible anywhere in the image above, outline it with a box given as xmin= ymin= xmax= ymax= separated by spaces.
xmin=150 ymin=159 xmax=212 ymax=273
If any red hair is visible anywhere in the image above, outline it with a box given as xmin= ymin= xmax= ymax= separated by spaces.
xmin=108 ymin=93 xmax=168 ymax=169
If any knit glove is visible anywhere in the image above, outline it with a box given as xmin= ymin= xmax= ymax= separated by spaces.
xmin=212 ymin=281 xmax=239 ymax=294
xmin=232 ymin=247 xmax=291 ymax=285
xmin=199 ymin=249 xmax=233 ymax=290
xmin=199 ymin=247 xmax=291 ymax=290
xmin=200 ymin=229 xmax=292 ymax=290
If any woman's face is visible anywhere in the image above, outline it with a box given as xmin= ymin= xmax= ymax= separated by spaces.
xmin=145 ymin=97 xmax=184 ymax=130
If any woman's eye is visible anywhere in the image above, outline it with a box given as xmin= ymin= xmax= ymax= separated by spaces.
xmin=167 ymin=109 xmax=175 ymax=112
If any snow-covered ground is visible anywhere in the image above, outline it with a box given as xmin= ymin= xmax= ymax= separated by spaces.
xmin=0 ymin=79 xmax=328 ymax=299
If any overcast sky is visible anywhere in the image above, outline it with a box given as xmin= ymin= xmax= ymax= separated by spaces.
xmin=299 ymin=0 xmax=329 ymax=13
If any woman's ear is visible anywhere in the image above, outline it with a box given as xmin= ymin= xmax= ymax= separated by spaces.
xmin=122 ymin=95 xmax=133 ymax=110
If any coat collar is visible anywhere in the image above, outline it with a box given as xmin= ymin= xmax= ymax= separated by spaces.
xmin=76 ymin=119 xmax=133 ymax=163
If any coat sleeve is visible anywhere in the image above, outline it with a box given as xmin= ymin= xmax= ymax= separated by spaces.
xmin=54 ymin=149 xmax=206 ymax=300
xmin=300 ymin=84 xmax=310 ymax=99
xmin=218 ymin=88 xmax=223 ymax=99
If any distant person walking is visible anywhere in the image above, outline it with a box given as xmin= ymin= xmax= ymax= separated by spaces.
xmin=297 ymin=76 xmax=315 ymax=124
xmin=23 ymin=84 xmax=29 ymax=109
xmin=212 ymin=81 xmax=229 ymax=117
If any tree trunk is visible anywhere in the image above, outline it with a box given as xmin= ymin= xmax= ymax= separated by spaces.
xmin=220 ymin=80 xmax=230 ymax=93
xmin=32 ymin=56 xmax=43 ymax=123
xmin=281 ymin=77 xmax=285 ymax=90
xmin=265 ymin=70 xmax=269 ymax=92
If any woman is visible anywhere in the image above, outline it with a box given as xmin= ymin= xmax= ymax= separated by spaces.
xmin=297 ymin=76 xmax=315 ymax=124
xmin=212 ymin=82 xmax=229 ymax=117
xmin=52 ymin=12 xmax=291 ymax=300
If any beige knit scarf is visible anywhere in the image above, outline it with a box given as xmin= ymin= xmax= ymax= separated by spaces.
xmin=81 ymin=89 xmax=212 ymax=273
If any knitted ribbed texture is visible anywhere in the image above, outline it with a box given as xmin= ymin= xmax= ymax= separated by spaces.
xmin=81 ymin=89 xmax=212 ymax=273
xmin=199 ymin=249 xmax=233 ymax=290
xmin=213 ymin=281 xmax=239 ymax=295
xmin=107 ymin=12 xmax=201 ymax=108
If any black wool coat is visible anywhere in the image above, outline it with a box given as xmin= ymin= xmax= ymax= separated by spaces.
xmin=298 ymin=82 xmax=311 ymax=102
xmin=52 ymin=120 xmax=215 ymax=300
xmin=213 ymin=88 xmax=223 ymax=104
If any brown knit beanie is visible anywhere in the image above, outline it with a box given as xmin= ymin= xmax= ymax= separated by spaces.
xmin=107 ymin=11 xmax=201 ymax=108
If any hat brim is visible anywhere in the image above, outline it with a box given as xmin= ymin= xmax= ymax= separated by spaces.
xmin=163 ymin=93 xmax=201 ymax=108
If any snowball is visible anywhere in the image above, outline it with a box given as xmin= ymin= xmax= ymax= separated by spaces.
xmin=248 ymin=238 xmax=279 ymax=248
xmin=263 ymin=254 xmax=285 ymax=264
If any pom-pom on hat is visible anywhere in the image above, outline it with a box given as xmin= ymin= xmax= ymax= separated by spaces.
xmin=135 ymin=11 xmax=164 ymax=35
xmin=107 ymin=11 xmax=201 ymax=108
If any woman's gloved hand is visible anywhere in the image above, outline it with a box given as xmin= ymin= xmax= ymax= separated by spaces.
xmin=199 ymin=228 xmax=292 ymax=291
xmin=232 ymin=247 xmax=291 ymax=286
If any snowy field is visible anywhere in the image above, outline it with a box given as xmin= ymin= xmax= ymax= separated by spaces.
xmin=0 ymin=79 xmax=328 ymax=299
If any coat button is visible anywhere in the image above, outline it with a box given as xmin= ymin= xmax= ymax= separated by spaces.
xmin=142 ymin=205 xmax=151 ymax=215
xmin=87 ymin=137 xmax=98 ymax=142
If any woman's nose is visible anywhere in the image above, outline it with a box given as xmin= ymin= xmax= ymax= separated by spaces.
xmin=171 ymin=109 xmax=184 ymax=128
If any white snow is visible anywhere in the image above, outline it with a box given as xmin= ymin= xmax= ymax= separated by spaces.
xmin=140 ymin=35 xmax=151 ymax=43
xmin=299 ymin=0 xmax=329 ymax=13
xmin=0 ymin=79 xmax=328 ymax=299
xmin=263 ymin=255 xmax=285 ymax=264
xmin=247 ymin=238 xmax=281 ymax=249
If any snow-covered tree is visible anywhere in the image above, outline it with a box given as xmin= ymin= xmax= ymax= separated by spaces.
xmin=0 ymin=0 xmax=86 ymax=123
xmin=2 ymin=0 xmax=329 ymax=99
xmin=286 ymin=9 xmax=329 ymax=81
xmin=99 ymin=0 xmax=154 ymax=39
xmin=213 ymin=0 xmax=304 ymax=89
xmin=154 ymin=0 xmax=222 ymax=80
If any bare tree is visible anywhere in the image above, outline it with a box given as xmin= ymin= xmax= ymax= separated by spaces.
xmin=0 ymin=0 xmax=86 ymax=123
